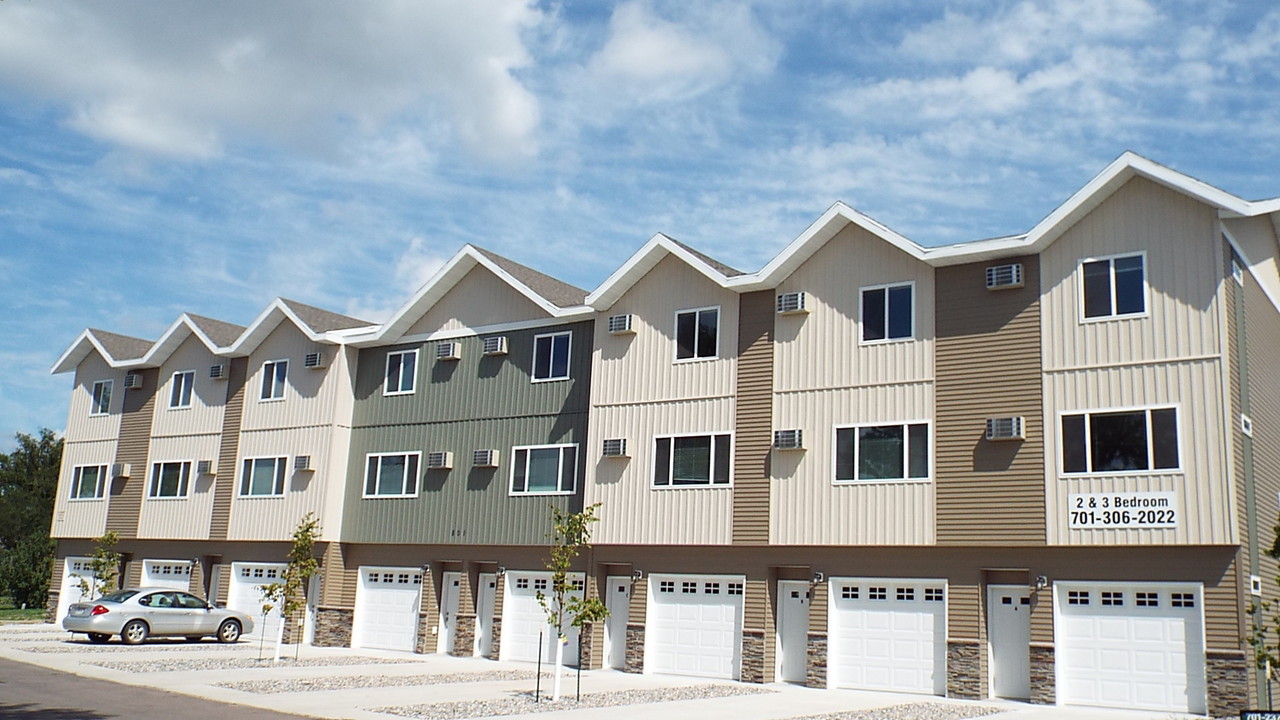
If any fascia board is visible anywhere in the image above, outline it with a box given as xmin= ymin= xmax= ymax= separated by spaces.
xmin=51 ymin=331 xmax=102 ymax=374
xmin=226 ymin=300 xmax=293 ymax=355
xmin=139 ymin=314 xmax=232 ymax=366
xmin=586 ymin=234 xmax=734 ymax=308
xmin=369 ymin=249 xmax=479 ymax=345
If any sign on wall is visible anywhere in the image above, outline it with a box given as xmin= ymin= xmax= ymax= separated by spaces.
xmin=1068 ymin=492 xmax=1178 ymax=529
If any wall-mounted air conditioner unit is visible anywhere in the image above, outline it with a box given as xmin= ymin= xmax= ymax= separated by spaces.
xmin=123 ymin=373 xmax=144 ymax=390
xmin=602 ymin=438 xmax=627 ymax=457
xmin=294 ymin=455 xmax=312 ymax=472
xmin=196 ymin=460 xmax=216 ymax=476
xmin=776 ymin=292 xmax=807 ymax=314
xmin=426 ymin=451 xmax=453 ymax=469
xmin=209 ymin=364 xmax=227 ymax=380
xmin=482 ymin=336 xmax=508 ymax=356
xmin=436 ymin=342 xmax=461 ymax=361
xmin=773 ymin=429 xmax=804 ymax=450
xmin=304 ymin=351 xmax=325 ymax=369
xmin=472 ymin=449 xmax=498 ymax=467
xmin=985 ymin=263 xmax=1024 ymax=290
xmin=985 ymin=417 xmax=1025 ymax=441
xmin=111 ymin=463 xmax=131 ymax=478
xmin=607 ymin=314 xmax=634 ymax=334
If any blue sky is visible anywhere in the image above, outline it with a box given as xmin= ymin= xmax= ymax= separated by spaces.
xmin=2 ymin=0 xmax=1279 ymax=443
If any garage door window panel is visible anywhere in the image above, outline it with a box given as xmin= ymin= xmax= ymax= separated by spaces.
xmin=653 ymin=434 xmax=731 ymax=487
xmin=1060 ymin=407 xmax=1179 ymax=475
xmin=510 ymin=444 xmax=576 ymax=495
xmin=364 ymin=452 xmax=420 ymax=498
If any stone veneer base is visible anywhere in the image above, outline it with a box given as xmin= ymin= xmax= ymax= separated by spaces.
xmin=1206 ymin=650 xmax=1248 ymax=718
xmin=806 ymin=632 xmax=827 ymax=688
xmin=624 ymin=624 xmax=645 ymax=673
xmin=313 ymin=607 xmax=353 ymax=648
xmin=946 ymin=641 xmax=981 ymax=699
xmin=741 ymin=630 xmax=765 ymax=684
xmin=1029 ymin=644 xmax=1054 ymax=705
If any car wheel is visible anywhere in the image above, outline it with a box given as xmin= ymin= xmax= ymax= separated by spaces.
xmin=216 ymin=619 xmax=242 ymax=644
xmin=87 ymin=633 xmax=110 ymax=644
xmin=121 ymin=619 xmax=149 ymax=645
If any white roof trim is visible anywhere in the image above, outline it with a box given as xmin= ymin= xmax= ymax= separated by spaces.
xmin=225 ymin=298 xmax=346 ymax=355
xmin=138 ymin=314 xmax=231 ymax=367
xmin=586 ymin=234 xmax=741 ymax=308
xmin=51 ymin=330 xmax=122 ymax=374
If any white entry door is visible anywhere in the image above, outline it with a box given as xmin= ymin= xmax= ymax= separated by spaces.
xmin=475 ymin=573 xmax=497 ymax=657
xmin=352 ymin=566 xmax=423 ymax=652
xmin=437 ymin=572 xmax=462 ymax=654
xmin=988 ymin=585 xmax=1031 ymax=699
xmin=55 ymin=557 xmax=96 ymax=621
xmin=827 ymin=578 xmax=947 ymax=694
xmin=646 ymin=574 xmax=745 ymax=680
xmin=227 ymin=563 xmax=286 ymax=640
xmin=143 ymin=560 xmax=192 ymax=591
xmin=777 ymin=580 xmax=811 ymax=683
xmin=499 ymin=571 xmax=582 ymax=665
xmin=604 ymin=575 xmax=631 ymax=670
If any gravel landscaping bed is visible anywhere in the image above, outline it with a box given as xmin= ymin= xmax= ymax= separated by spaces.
xmin=91 ymin=655 xmax=414 ymax=673
xmin=376 ymin=683 xmax=775 ymax=719
xmin=4 ymin=635 xmax=80 ymax=643
xmin=220 ymin=669 xmax=544 ymax=694
xmin=23 ymin=640 xmax=269 ymax=653
xmin=791 ymin=702 xmax=1005 ymax=720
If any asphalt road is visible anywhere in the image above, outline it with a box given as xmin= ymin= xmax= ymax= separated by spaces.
xmin=0 ymin=656 xmax=317 ymax=720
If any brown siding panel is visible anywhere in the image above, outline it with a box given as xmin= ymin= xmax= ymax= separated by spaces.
xmin=935 ymin=256 xmax=1045 ymax=545
xmin=106 ymin=370 xmax=158 ymax=538
xmin=733 ymin=291 xmax=774 ymax=545
xmin=209 ymin=358 xmax=247 ymax=541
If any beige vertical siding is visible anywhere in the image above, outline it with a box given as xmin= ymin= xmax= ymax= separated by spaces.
xmin=149 ymin=335 xmax=229 ymax=438
xmin=1246 ymin=270 xmax=1280 ymax=656
xmin=318 ymin=347 xmax=356 ymax=543
xmin=1040 ymin=178 xmax=1223 ymax=372
xmin=773 ymin=224 xmax=934 ymax=394
xmin=228 ymin=425 xmax=345 ymax=541
xmin=770 ymin=384 xmax=933 ymax=545
xmin=588 ymin=398 xmax=735 ymax=545
xmin=136 ymin=435 xmax=220 ymax=539
xmin=210 ymin=358 xmax=248 ymax=541
xmin=592 ymin=255 xmax=738 ymax=407
xmin=733 ymin=291 xmax=774 ymax=545
xmin=65 ymin=355 xmax=124 ymax=443
xmin=107 ymin=369 xmax=157 ymax=538
xmin=1044 ymin=360 xmax=1233 ymax=544
xmin=935 ymin=256 xmax=1045 ymax=545
xmin=404 ymin=266 xmax=552 ymax=337
xmin=50 ymin=440 xmax=114 ymax=539
xmin=239 ymin=324 xmax=342 ymax=433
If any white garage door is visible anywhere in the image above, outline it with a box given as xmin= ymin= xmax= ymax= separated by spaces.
xmin=646 ymin=574 xmax=744 ymax=680
xmin=227 ymin=562 xmax=286 ymax=640
xmin=352 ymin=566 xmax=423 ymax=652
xmin=500 ymin=571 xmax=582 ymax=665
xmin=828 ymin=578 xmax=946 ymax=694
xmin=1056 ymin=582 xmax=1205 ymax=714
xmin=54 ymin=557 xmax=96 ymax=621
xmin=143 ymin=560 xmax=192 ymax=591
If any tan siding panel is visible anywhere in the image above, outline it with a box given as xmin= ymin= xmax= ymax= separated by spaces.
xmin=50 ymin=440 xmax=114 ymax=539
xmin=149 ymin=336 xmax=229 ymax=439
xmin=65 ymin=354 xmax=124 ymax=443
xmin=210 ymin=358 xmax=247 ymax=540
xmin=733 ymin=291 xmax=774 ymax=545
xmin=136 ymin=434 xmax=220 ymax=539
xmin=404 ymin=266 xmax=552 ymax=337
xmin=106 ymin=370 xmax=157 ymax=538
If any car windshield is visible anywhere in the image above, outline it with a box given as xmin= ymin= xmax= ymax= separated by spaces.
xmin=96 ymin=590 xmax=140 ymax=603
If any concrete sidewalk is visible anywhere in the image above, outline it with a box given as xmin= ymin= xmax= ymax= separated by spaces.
xmin=0 ymin=623 xmax=1202 ymax=720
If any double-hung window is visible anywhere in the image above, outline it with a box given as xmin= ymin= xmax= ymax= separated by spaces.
xmin=835 ymin=423 xmax=930 ymax=482
xmin=861 ymin=283 xmax=914 ymax=343
xmin=70 ymin=465 xmax=107 ymax=500
xmin=385 ymin=349 xmax=418 ymax=395
xmin=169 ymin=370 xmax=195 ymax=409
xmin=148 ymin=461 xmax=191 ymax=498
xmin=239 ymin=457 xmax=287 ymax=497
xmin=1060 ymin=407 xmax=1178 ymax=474
xmin=363 ymin=452 xmax=420 ymax=497
xmin=532 ymin=332 xmax=571 ymax=382
xmin=260 ymin=360 xmax=287 ymax=401
xmin=653 ymin=434 xmax=731 ymax=487
xmin=90 ymin=380 xmax=112 ymax=416
xmin=1081 ymin=253 xmax=1146 ymax=320
xmin=510 ymin=444 xmax=577 ymax=495
xmin=675 ymin=307 xmax=718 ymax=360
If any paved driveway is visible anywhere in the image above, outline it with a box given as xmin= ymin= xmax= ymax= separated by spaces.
xmin=0 ymin=623 xmax=1199 ymax=720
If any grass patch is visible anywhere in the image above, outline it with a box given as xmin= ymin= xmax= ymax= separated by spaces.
xmin=0 ymin=596 xmax=46 ymax=622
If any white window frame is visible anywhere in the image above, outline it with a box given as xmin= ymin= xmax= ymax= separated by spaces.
xmin=148 ymin=461 xmax=192 ymax=499
xmin=69 ymin=464 xmax=107 ymax=500
xmin=673 ymin=306 xmax=720 ymax=362
xmin=1057 ymin=404 xmax=1181 ymax=477
xmin=832 ymin=421 xmax=932 ymax=484
xmin=531 ymin=331 xmax=572 ymax=383
xmin=1078 ymin=251 xmax=1149 ymax=323
xmin=859 ymin=281 xmax=915 ymax=345
xmin=651 ymin=432 xmax=733 ymax=489
xmin=362 ymin=452 xmax=421 ymax=498
xmin=90 ymin=380 xmax=112 ymax=416
xmin=168 ymin=370 xmax=195 ymax=409
xmin=238 ymin=456 xmax=288 ymax=497
xmin=384 ymin=349 xmax=419 ymax=396
xmin=508 ymin=443 xmax=577 ymax=496
xmin=259 ymin=359 xmax=288 ymax=401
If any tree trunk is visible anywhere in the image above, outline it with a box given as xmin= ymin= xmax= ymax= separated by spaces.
xmin=552 ymin=633 xmax=565 ymax=701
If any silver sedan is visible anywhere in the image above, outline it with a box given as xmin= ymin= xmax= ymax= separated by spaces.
xmin=62 ymin=587 xmax=254 ymax=645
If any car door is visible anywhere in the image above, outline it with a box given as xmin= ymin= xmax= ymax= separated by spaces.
xmin=137 ymin=591 xmax=186 ymax=635
xmin=175 ymin=592 xmax=219 ymax=634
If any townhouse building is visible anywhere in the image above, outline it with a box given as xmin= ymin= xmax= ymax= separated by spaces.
xmin=47 ymin=153 xmax=1280 ymax=716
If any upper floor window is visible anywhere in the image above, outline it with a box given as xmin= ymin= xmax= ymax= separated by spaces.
xmin=653 ymin=433 xmax=731 ymax=487
xmin=70 ymin=465 xmax=107 ymax=500
xmin=510 ymin=444 xmax=577 ymax=495
xmin=169 ymin=370 xmax=195 ymax=409
xmin=260 ymin=360 xmax=287 ymax=401
xmin=363 ymin=452 xmax=420 ymax=498
xmin=1081 ymin=253 xmax=1146 ymax=320
xmin=239 ymin=457 xmax=287 ymax=497
xmin=861 ymin=283 xmax=913 ymax=343
xmin=385 ymin=349 xmax=418 ymax=395
xmin=675 ymin=307 xmax=718 ymax=361
xmin=90 ymin=380 xmax=112 ymax=416
xmin=532 ymin=332 xmax=571 ymax=382
xmin=1061 ymin=407 xmax=1178 ymax=475
xmin=148 ymin=461 xmax=191 ymax=498
xmin=835 ymin=423 xmax=930 ymax=482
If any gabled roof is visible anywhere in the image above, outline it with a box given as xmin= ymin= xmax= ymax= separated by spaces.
xmin=142 ymin=313 xmax=248 ymax=368
xmin=228 ymin=298 xmax=375 ymax=355
xmin=586 ymin=234 xmax=747 ymax=309
xmin=361 ymin=245 xmax=591 ymax=346
xmin=51 ymin=328 xmax=154 ymax=374
xmin=188 ymin=314 xmax=247 ymax=347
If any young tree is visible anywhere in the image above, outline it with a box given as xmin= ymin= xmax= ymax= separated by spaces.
xmin=259 ymin=512 xmax=321 ymax=662
xmin=536 ymin=503 xmax=608 ymax=701
xmin=0 ymin=429 xmax=61 ymax=608
xmin=76 ymin=531 xmax=121 ymax=600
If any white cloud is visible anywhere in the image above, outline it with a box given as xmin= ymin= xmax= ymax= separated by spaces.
xmin=344 ymin=237 xmax=449 ymax=323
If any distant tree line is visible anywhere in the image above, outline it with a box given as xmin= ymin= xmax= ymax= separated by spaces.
xmin=0 ymin=430 xmax=61 ymax=608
